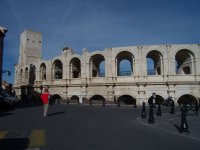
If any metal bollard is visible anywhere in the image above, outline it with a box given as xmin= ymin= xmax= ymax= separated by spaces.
xmin=148 ymin=103 xmax=155 ymax=124
xmin=170 ymin=100 xmax=175 ymax=114
xmin=156 ymin=102 xmax=162 ymax=116
xmin=141 ymin=102 xmax=146 ymax=119
xmin=180 ymin=104 xmax=189 ymax=132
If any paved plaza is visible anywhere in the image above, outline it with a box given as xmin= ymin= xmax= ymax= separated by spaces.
xmin=0 ymin=103 xmax=200 ymax=150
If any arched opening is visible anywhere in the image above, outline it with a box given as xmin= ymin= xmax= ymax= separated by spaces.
xmin=177 ymin=94 xmax=197 ymax=105
xmin=70 ymin=95 xmax=79 ymax=104
xmin=29 ymin=64 xmax=36 ymax=85
xmin=40 ymin=63 xmax=46 ymax=81
xmin=90 ymin=95 xmax=105 ymax=105
xmin=175 ymin=49 xmax=194 ymax=75
xmin=117 ymin=95 xmax=136 ymax=106
xmin=50 ymin=94 xmax=61 ymax=105
xmin=70 ymin=58 xmax=81 ymax=78
xmin=90 ymin=54 xmax=105 ymax=77
xmin=53 ymin=60 xmax=63 ymax=79
xmin=146 ymin=50 xmax=163 ymax=75
xmin=116 ymin=51 xmax=134 ymax=76
xmin=148 ymin=94 xmax=164 ymax=105
xmin=20 ymin=69 xmax=23 ymax=83
xmin=25 ymin=67 xmax=28 ymax=82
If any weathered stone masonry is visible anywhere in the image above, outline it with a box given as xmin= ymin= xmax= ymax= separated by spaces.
xmin=14 ymin=30 xmax=200 ymax=105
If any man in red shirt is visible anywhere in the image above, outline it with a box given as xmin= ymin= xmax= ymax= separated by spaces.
xmin=41 ymin=88 xmax=50 ymax=116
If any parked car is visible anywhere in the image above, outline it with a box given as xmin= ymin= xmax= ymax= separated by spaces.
xmin=0 ymin=89 xmax=19 ymax=109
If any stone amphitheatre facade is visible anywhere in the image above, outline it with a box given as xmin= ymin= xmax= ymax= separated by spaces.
xmin=14 ymin=30 xmax=200 ymax=105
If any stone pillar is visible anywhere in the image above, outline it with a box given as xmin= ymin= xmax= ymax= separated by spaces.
xmin=139 ymin=46 xmax=146 ymax=77
xmin=137 ymin=83 xmax=147 ymax=105
xmin=0 ymin=27 xmax=8 ymax=86
xmin=79 ymin=96 xmax=83 ymax=104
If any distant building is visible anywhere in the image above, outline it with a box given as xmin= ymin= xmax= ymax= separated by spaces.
xmin=14 ymin=30 xmax=200 ymax=105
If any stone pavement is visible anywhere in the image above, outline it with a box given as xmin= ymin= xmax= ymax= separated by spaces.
xmin=137 ymin=109 xmax=200 ymax=142
xmin=0 ymin=104 xmax=200 ymax=150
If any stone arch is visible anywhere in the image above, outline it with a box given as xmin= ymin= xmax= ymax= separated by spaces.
xmin=117 ymin=95 xmax=136 ymax=106
xmin=70 ymin=57 xmax=81 ymax=78
xmin=40 ymin=63 xmax=46 ymax=81
xmin=146 ymin=50 xmax=163 ymax=75
xmin=29 ymin=64 xmax=36 ymax=85
xmin=53 ymin=59 xmax=63 ymax=79
xmin=90 ymin=54 xmax=105 ymax=77
xmin=90 ymin=94 xmax=106 ymax=105
xmin=116 ymin=51 xmax=134 ymax=76
xmin=148 ymin=94 xmax=165 ymax=104
xmin=177 ymin=94 xmax=198 ymax=105
xmin=175 ymin=49 xmax=195 ymax=75
xmin=50 ymin=94 xmax=61 ymax=105
xmin=70 ymin=95 xmax=79 ymax=104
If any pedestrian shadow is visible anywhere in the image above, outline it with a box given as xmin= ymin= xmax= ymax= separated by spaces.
xmin=174 ymin=124 xmax=190 ymax=134
xmin=0 ymin=138 xmax=29 ymax=150
xmin=174 ymin=124 xmax=182 ymax=133
xmin=48 ymin=111 xmax=66 ymax=117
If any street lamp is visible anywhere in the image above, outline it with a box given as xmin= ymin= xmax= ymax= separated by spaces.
xmin=2 ymin=70 xmax=11 ymax=76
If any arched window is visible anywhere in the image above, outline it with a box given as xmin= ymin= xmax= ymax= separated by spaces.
xmin=25 ymin=67 xmax=28 ymax=82
xmin=175 ymin=49 xmax=194 ymax=75
xmin=90 ymin=54 xmax=105 ymax=77
xmin=29 ymin=64 xmax=36 ymax=85
xmin=116 ymin=51 xmax=134 ymax=76
xmin=20 ymin=69 xmax=23 ymax=83
xmin=40 ymin=63 xmax=46 ymax=81
xmin=70 ymin=57 xmax=81 ymax=78
xmin=146 ymin=50 xmax=163 ymax=75
xmin=53 ymin=60 xmax=63 ymax=79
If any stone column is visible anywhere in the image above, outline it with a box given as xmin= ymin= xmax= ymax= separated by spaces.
xmin=0 ymin=27 xmax=8 ymax=86
xmin=139 ymin=46 xmax=146 ymax=77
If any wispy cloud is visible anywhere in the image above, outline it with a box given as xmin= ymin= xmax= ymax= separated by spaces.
xmin=52 ymin=0 xmax=78 ymax=40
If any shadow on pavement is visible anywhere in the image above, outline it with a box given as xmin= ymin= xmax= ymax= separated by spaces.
xmin=48 ymin=111 xmax=66 ymax=117
xmin=15 ymin=98 xmax=43 ymax=109
xmin=174 ymin=124 xmax=182 ymax=133
xmin=0 ymin=138 xmax=30 ymax=150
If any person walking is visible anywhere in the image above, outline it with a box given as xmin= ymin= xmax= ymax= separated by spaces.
xmin=41 ymin=88 xmax=50 ymax=117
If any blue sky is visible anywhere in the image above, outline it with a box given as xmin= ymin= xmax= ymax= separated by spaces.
xmin=1 ymin=0 xmax=200 ymax=83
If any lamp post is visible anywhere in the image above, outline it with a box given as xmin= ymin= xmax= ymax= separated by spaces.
xmin=148 ymin=93 xmax=156 ymax=124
